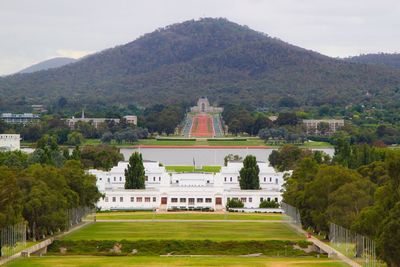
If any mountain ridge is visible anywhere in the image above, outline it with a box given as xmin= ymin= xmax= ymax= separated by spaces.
xmin=344 ymin=53 xmax=400 ymax=70
xmin=1 ymin=18 xmax=400 ymax=111
xmin=18 ymin=57 xmax=78 ymax=74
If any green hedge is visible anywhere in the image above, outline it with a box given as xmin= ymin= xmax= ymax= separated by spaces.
xmin=49 ymin=240 xmax=315 ymax=256
xmin=207 ymin=138 xmax=247 ymax=141
xmin=155 ymin=138 xmax=196 ymax=141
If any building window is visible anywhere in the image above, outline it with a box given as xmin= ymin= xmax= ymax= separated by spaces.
xmin=105 ymin=197 xmax=109 ymax=202
xmin=207 ymin=180 xmax=210 ymax=184
xmin=107 ymin=178 xmax=110 ymax=182
xmin=120 ymin=177 xmax=122 ymax=181
xmin=197 ymin=198 xmax=203 ymax=203
xmin=270 ymin=177 xmax=272 ymax=182
xmin=260 ymin=197 xmax=263 ymax=202
xmin=114 ymin=177 xmax=116 ymax=181
xmin=171 ymin=198 xmax=178 ymax=203
xmin=188 ymin=198 xmax=195 ymax=204
xmin=145 ymin=197 xmax=151 ymax=202
xmin=130 ymin=197 xmax=134 ymax=202
xmin=275 ymin=178 xmax=278 ymax=184
xmin=137 ymin=197 xmax=142 ymax=202
xmin=267 ymin=197 xmax=271 ymax=201
xmin=153 ymin=197 xmax=156 ymax=202
xmin=205 ymin=198 xmax=212 ymax=203
xmin=99 ymin=178 xmax=102 ymax=181
xmin=180 ymin=198 xmax=186 ymax=203
xmin=145 ymin=176 xmax=148 ymax=181
xmin=153 ymin=177 xmax=156 ymax=181
xmin=159 ymin=177 xmax=161 ymax=181
xmin=275 ymin=197 xmax=278 ymax=202
xmin=112 ymin=197 xmax=116 ymax=202
xmin=241 ymin=197 xmax=246 ymax=203
xmin=249 ymin=197 xmax=252 ymax=203
xmin=230 ymin=177 xmax=232 ymax=182
xmin=224 ymin=177 xmax=226 ymax=182
xmin=227 ymin=197 xmax=230 ymax=202
xmin=120 ymin=197 xmax=123 ymax=202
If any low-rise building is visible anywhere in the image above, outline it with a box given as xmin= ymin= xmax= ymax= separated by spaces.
xmin=1 ymin=113 xmax=40 ymax=124
xmin=89 ymin=160 xmax=289 ymax=211
xmin=65 ymin=111 xmax=137 ymax=129
xmin=0 ymin=134 xmax=21 ymax=151
xmin=302 ymin=119 xmax=344 ymax=135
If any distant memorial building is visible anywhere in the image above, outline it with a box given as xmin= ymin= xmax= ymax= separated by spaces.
xmin=190 ymin=97 xmax=223 ymax=113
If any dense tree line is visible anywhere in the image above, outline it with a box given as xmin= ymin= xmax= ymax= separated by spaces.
xmin=282 ymin=140 xmax=400 ymax=265
xmin=0 ymin=153 xmax=101 ymax=242
xmin=0 ymin=115 xmax=149 ymax=145
xmin=141 ymin=104 xmax=187 ymax=135
xmin=0 ymin=137 xmax=127 ymax=247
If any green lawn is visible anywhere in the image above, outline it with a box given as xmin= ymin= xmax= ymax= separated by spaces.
xmin=300 ymin=141 xmax=333 ymax=148
xmin=6 ymin=256 xmax=348 ymax=267
xmin=90 ymin=211 xmax=283 ymax=221
xmin=165 ymin=165 xmax=221 ymax=173
xmin=62 ymin=222 xmax=304 ymax=241
xmin=82 ymin=138 xmax=336 ymax=148
xmin=83 ymin=138 xmax=268 ymax=147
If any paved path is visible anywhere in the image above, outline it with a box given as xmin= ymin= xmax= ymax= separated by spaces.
xmin=0 ymin=221 xmax=92 ymax=266
xmin=86 ymin=219 xmax=283 ymax=223
xmin=287 ymin=223 xmax=361 ymax=267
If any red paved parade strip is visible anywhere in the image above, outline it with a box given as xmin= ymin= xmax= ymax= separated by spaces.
xmin=190 ymin=114 xmax=214 ymax=137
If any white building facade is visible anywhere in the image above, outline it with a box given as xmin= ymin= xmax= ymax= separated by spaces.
xmin=0 ymin=134 xmax=21 ymax=151
xmin=89 ymin=160 xmax=288 ymax=212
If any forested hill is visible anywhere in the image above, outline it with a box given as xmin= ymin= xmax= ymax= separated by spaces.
xmin=1 ymin=18 xmax=400 ymax=111
xmin=18 ymin=57 xmax=78 ymax=74
xmin=344 ymin=53 xmax=400 ymax=70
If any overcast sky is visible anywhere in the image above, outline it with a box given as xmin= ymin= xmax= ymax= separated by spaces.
xmin=1 ymin=0 xmax=399 ymax=75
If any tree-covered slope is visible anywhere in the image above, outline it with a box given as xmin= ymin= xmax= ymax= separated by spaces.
xmin=1 ymin=18 xmax=400 ymax=111
xmin=345 ymin=53 xmax=400 ymax=70
xmin=18 ymin=57 xmax=78 ymax=74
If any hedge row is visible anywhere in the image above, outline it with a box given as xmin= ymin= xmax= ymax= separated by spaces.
xmin=49 ymin=240 xmax=314 ymax=256
xmin=155 ymin=138 xmax=196 ymax=141
xmin=207 ymin=138 xmax=247 ymax=141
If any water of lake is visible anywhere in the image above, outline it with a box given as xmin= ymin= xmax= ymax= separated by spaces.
xmin=120 ymin=147 xmax=335 ymax=166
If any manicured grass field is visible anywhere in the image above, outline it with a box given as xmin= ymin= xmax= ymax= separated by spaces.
xmin=6 ymin=256 xmax=348 ymax=267
xmin=165 ymin=165 xmax=222 ymax=173
xmin=62 ymin=221 xmax=304 ymax=241
xmin=91 ymin=211 xmax=283 ymax=221
xmin=82 ymin=138 xmax=335 ymax=148
xmin=83 ymin=138 xmax=269 ymax=147
xmin=299 ymin=141 xmax=333 ymax=148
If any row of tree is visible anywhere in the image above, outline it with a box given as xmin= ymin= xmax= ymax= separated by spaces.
xmin=282 ymin=140 xmax=400 ymax=265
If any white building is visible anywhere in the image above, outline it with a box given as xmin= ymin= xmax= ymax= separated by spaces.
xmin=302 ymin=119 xmax=344 ymax=135
xmin=0 ymin=134 xmax=21 ymax=151
xmin=190 ymin=97 xmax=223 ymax=113
xmin=65 ymin=111 xmax=137 ymax=129
xmin=89 ymin=160 xmax=288 ymax=212
xmin=1 ymin=113 xmax=40 ymax=124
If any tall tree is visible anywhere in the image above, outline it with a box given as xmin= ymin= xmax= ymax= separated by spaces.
xmin=239 ymin=155 xmax=260 ymax=189
xmin=125 ymin=152 xmax=145 ymax=189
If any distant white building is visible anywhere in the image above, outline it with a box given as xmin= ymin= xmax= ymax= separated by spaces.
xmin=0 ymin=134 xmax=21 ymax=151
xmin=89 ymin=160 xmax=289 ymax=211
xmin=302 ymin=119 xmax=344 ymax=135
xmin=190 ymin=97 xmax=223 ymax=113
xmin=65 ymin=111 xmax=137 ymax=129
xmin=1 ymin=113 xmax=40 ymax=124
